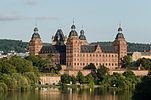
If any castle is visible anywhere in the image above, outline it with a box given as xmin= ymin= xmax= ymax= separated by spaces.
xmin=28 ymin=24 xmax=127 ymax=70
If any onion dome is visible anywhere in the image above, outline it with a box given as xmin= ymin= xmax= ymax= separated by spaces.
xmin=79 ymin=30 xmax=86 ymax=40
xmin=34 ymin=27 xmax=38 ymax=32
xmin=116 ymin=33 xmax=124 ymax=39
xmin=118 ymin=27 xmax=122 ymax=31
xmin=71 ymin=25 xmax=76 ymax=30
xmin=32 ymin=27 xmax=40 ymax=38
xmin=116 ymin=27 xmax=124 ymax=39
xmin=68 ymin=24 xmax=78 ymax=37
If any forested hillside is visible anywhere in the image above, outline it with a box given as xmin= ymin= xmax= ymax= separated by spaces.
xmin=91 ymin=42 xmax=151 ymax=52
xmin=0 ymin=39 xmax=150 ymax=53
xmin=0 ymin=39 xmax=27 ymax=53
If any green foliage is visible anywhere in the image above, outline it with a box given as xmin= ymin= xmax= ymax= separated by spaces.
xmin=9 ymin=56 xmax=34 ymax=73
xmin=0 ymin=58 xmax=16 ymax=74
xmin=132 ymin=76 xmax=151 ymax=100
xmin=12 ymin=73 xmax=29 ymax=91
xmin=91 ymin=42 xmax=151 ymax=52
xmin=24 ymin=72 xmax=39 ymax=85
xmin=83 ymin=63 xmax=96 ymax=70
xmin=135 ymin=58 xmax=151 ymax=70
xmin=70 ymin=76 xmax=76 ymax=84
xmin=0 ymin=39 xmax=27 ymax=53
xmin=0 ymin=56 xmax=40 ymax=91
xmin=76 ymin=71 xmax=86 ymax=84
xmin=0 ymin=82 xmax=8 ymax=92
xmin=55 ymin=64 xmax=62 ymax=71
xmin=0 ymin=39 xmax=150 ymax=53
xmin=61 ymin=74 xmax=71 ymax=84
xmin=96 ymin=65 xmax=109 ymax=82
xmin=25 ymin=55 xmax=60 ymax=74
xmin=122 ymin=55 xmax=133 ymax=68
xmin=85 ymin=74 xmax=94 ymax=87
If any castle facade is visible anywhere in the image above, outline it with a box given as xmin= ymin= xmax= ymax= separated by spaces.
xmin=28 ymin=24 xmax=127 ymax=70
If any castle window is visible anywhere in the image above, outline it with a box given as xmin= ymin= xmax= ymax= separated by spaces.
xmin=74 ymin=63 xmax=76 ymax=66
xmin=112 ymin=63 xmax=114 ymax=66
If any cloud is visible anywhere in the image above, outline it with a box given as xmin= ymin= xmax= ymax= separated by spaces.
xmin=0 ymin=12 xmax=21 ymax=21
xmin=23 ymin=0 xmax=38 ymax=5
xmin=0 ymin=12 xmax=58 ymax=21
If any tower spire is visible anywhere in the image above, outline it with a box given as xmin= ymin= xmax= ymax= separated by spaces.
xmin=73 ymin=18 xmax=75 ymax=25
xmin=119 ymin=21 xmax=121 ymax=28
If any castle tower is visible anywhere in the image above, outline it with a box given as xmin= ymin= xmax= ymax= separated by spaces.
xmin=28 ymin=27 xmax=43 ymax=55
xmin=113 ymin=26 xmax=127 ymax=68
xmin=66 ymin=23 xmax=81 ymax=70
xmin=79 ymin=29 xmax=88 ymax=45
xmin=52 ymin=29 xmax=67 ymax=45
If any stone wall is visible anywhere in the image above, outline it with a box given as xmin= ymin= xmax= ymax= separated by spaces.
xmin=109 ymin=70 xmax=149 ymax=76
xmin=40 ymin=76 xmax=60 ymax=85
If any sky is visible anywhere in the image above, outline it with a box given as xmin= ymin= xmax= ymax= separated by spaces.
xmin=0 ymin=0 xmax=151 ymax=43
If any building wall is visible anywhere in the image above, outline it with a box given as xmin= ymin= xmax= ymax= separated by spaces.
xmin=40 ymin=76 xmax=60 ymax=85
xmin=109 ymin=70 xmax=148 ymax=76
xmin=71 ymin=52 xmax=118 ymax=70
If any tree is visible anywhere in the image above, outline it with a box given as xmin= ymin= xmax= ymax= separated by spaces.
xmin=132 ymin=76 xmax=151 ymax=100
xmin=135 ymin=58 xmax=151 ymax=70
xmin=9 ymin=56 xmax=34 ymax=73
xmin=12 ymin=73 xmax=29 ymax=91
xmin=121 ymin=55 xmax=132 ymax=68
xmin=76 ymin=71 xmax=86 ymax=84
xmin=83 ymin=63 xmax=96 ymax=70
xmin=110 ymin=73 xmax=132 ymax=90
xmin=0 ymin=82 xmax=7 ymax=92
xmin=96 ymin=65 xmax=109 ymax=82
xmin=24 ymin=72 xmax=39 ymax=85
xmin=0 ymin=58 xmax=16 ymax=74
xmin=61 ymin=74 xmax=71 ymax=84
xmin=85 ymin=74 xmax=94 ymax=87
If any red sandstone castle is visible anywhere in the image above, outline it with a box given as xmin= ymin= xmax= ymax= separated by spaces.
xmin=28 ymin=24 xmax=127 ymax=70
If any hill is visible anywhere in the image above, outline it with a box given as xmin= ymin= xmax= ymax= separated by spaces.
xmin=0 ymin=39 xmax=150 ymax=53
xmin=0 ymin=39 xmax=27 ymax=53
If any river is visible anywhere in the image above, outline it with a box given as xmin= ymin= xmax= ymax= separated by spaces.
xmin=0 ymin=87 xmax=132 ymax=100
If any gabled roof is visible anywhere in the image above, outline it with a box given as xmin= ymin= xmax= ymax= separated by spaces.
xmin=81 ymin=44 xmax=118 ymax=53
xmin=40 ymin=45 xmax=66 ymax=54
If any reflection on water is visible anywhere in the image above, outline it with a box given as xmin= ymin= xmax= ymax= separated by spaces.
xmin=0 ymin=87 xmax=132 ymax=100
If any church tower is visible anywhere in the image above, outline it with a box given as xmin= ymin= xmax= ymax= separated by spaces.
xmin=28 ymin=27 xmax=43 ymax=55
xmin=113 ymin=26 xmax=127 ymax=68
xmin=66 ymin=23 xmax=81 ymax=70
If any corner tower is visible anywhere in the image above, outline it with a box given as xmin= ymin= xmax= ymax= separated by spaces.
xmin=28 ymin=27 xmax=43 ymax=55
xmin=113 ymin=26 xmax=127 ymax=68
xmin=66 ymin=23 xmax=81 ymax=70
xmin=79 ymin=29 xmax=88 ymax=45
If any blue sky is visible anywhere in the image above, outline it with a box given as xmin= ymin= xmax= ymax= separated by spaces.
xmin=0 ymin=0 xmax=151 ymax=43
